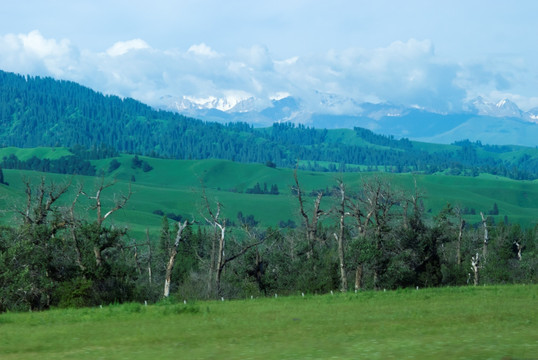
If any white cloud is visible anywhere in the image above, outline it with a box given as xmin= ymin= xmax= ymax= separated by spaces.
xmin=0 ymin=30 xmax=79 ymax=77
xmin=0 ymin=31 xmax=536 ymax=114
xmin=187 ymin=43 xmax=219 ymax=58
xmin=106 ymin=39 xmax=150 ymax=57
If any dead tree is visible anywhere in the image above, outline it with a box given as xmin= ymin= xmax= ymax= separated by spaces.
xmin=201 ymin=188 xmax=226 ymax=297
xmin=214 ymin=227 xmax=268 ymax=297
xmin=293 ymin=167 xmax=324 ymax=256
xmin=354 ymin=264 xmax=363 ymax=291
xmin=163 ymin=220 xmax=189 ymax=298
xmin=83 ymin=178 xmax=131 ymax=266
xmin=146 ymin=228 xmax=153 ymax=285
xmin=457 ymin=218 xmax=466 ymax=267
xmin=348 ymin=176 xmax=399 ymax=289
xmin=347 ymin=176 xmax=397 ymax=237
xmin=402 ymin=177 xmax=425 ymax=229
xmin=480 ymin=212 xmax=489 ymax=260
xmin=333 ymin=179 xmax=348 ymax=292
xmin=200 ymin=184 xmax=271 ymax=298
xmin=67 ymin=185 xmax=86 ymax=272
xmin=471 ymin=252 xmax=480 ymax=286
xmin=17 ymin=177 xmax=71 ymax=228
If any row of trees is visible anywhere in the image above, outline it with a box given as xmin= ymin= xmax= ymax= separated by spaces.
xmin=0 ymin=174 xmax=536 ymax=312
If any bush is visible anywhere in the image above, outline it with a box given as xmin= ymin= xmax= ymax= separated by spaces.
xmin=55 ymin=278 xmax=95 ymax=309
xmin=108 ymin=159 xmax=121 ymax=173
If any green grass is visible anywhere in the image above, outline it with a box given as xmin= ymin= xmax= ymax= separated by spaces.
xmin=0 ymin=285 xmax=536 ymax=359
xmin=1 ymin=149 xmax=537 ymax=239
xmin=0 ymin=146 xmax=73 ymax=161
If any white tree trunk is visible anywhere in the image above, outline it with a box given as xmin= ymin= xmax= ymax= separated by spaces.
xmin=471 ymin=253 xmax=480 ymax=286
xmin=480 ymin=212 xmax=489 ymax=259
xmin=163 ymin=221 xmax=188 ymax=298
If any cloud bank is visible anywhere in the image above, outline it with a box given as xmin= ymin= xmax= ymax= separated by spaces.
xmin=1 ymin=30 xmax=536 ymax=115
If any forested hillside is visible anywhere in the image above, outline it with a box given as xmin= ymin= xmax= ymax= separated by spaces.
xmin=1 ymin=70 xmax=537 ymax=179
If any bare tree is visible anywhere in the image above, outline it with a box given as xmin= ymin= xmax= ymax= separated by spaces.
xmin=85 ymin=178 xmax=132 ymax=228
xmin=67 ymin=184 xmax=86 ymax=272
xmin=333 ymin=179 xmax=348 ymax=292
xmin=17 ymin=177 xmax=71 ymax=229
xmin=200 ymin=188 xmax=226 ymax=297
xmin=480 ymin=212 xmax=489 ymax=260
xmin=347 ymin=176 xmax=398 ymax=237
xmin=354 ymin=264 xmax=363 ymax=291
xmin=83 ymin=178 xmax=131 ymax=266
xmin=146 ymin=228 xmax=153 ymax=285
xmin=457 ymin=217 xmax=466 ymax=267
xmin=163 ymin=220 xmax=189 ymax=298
xmin=215 ymin=227 xmax=268 ymax=297
xmin=471 ymin=252 xmax=480 ymax=286
xmin=293 ymin=166 xmax=324 ymax=256
xmin=347 ymin=176 xmax=400 ymax=289
xmin=200 ymin=186 xmax=270 ymax=298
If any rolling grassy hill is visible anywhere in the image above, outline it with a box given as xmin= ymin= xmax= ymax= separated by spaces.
xmin=1 ymin=148 xmax=537 ymax=239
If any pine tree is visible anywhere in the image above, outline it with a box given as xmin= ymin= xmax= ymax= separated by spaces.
xmin=0 ymin=166 xmax=5 ymax=185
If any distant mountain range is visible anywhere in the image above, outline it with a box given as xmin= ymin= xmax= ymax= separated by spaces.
xmin=159 ymin=94 xmax=538 ymax=147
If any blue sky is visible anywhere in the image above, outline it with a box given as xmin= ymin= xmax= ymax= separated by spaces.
xmin=1 ymin=0 xmax=537 ymax=113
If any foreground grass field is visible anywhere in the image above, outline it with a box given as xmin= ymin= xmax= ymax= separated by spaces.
xmin=0 ymin=285 xmax=536 ymax=359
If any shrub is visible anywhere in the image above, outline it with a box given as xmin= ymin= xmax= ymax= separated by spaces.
xmin=55 ymin=278 xmax=94 ymax=309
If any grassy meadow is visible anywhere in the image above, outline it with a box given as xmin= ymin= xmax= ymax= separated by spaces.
xmin=0 ymin=285 xmax=536 ymax=359
xmin=1 ymin=149 xmax=537 ymax=239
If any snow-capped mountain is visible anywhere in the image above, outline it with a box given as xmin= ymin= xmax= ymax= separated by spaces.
xmin=163 ymin=94 xmax=270 ymax=115
xmin=155 ymin=93 xmax=538 ymax=146
xmin=465 ymin=97 xmax=524 ymax=118
xmin=526 ymin=107 xmax=538 ymax=124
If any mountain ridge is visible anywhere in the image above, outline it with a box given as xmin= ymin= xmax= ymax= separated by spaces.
xmin=160 ymin=94 xmax=538 ymax=146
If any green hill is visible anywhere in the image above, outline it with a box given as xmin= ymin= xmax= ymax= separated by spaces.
xmin=1 ymin=150 xmax=537 ymax=238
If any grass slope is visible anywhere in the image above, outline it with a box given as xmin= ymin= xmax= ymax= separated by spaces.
xmin=1 ymin=150 xmax=537 ymax=239
xmin=0 ymin=285 xmax=536 ymax=359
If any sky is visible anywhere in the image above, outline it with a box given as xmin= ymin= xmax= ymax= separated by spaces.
xmin=1 ymin=0 xmax=537 ymax=114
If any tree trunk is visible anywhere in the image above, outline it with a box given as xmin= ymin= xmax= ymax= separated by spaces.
xmin=215 ymin=223 xmax=226 ymax=297
xmin=337 ymin=236 xmax=347 ymax=292
xmin=457 ymin=219 xmax=465 ymax=267
xmin=146 ymin=228 xmax=153 ymax=285
xmin=163 ymin=221 xmax=188 ymax=298
xmin=163 ymin=247 xmax=177 ymax=298
xmin=293 ymin=168 xmax=323 ymax=258
xmin=471 ymin=253 xmax=480 ymax=286
xmin=335 ymin=181 xmax=347 ymax=292
xmin=354 ymin=264 xmax=363 ymax=291
xmin=207 ymin=230 xmax=217 ymax=296
xmin=480 ymin=212 xmax=488 ymax=260
xmin=94 ymin=246 xmax=103 ymax=267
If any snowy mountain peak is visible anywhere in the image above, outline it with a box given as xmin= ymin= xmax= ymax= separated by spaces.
xmin=526 ymin=107 xmax=538 ymax=124
xmin=163 ymin=93 xmax=270 ymax=114
xmin=466 ymin=97 xmax=523 ymax=118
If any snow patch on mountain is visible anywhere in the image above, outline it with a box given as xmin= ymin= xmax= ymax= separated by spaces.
xmin=465 ymin=97 xmax=524 ymax=118
xmin=164 ymin=92 xmax=272 ymax=114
